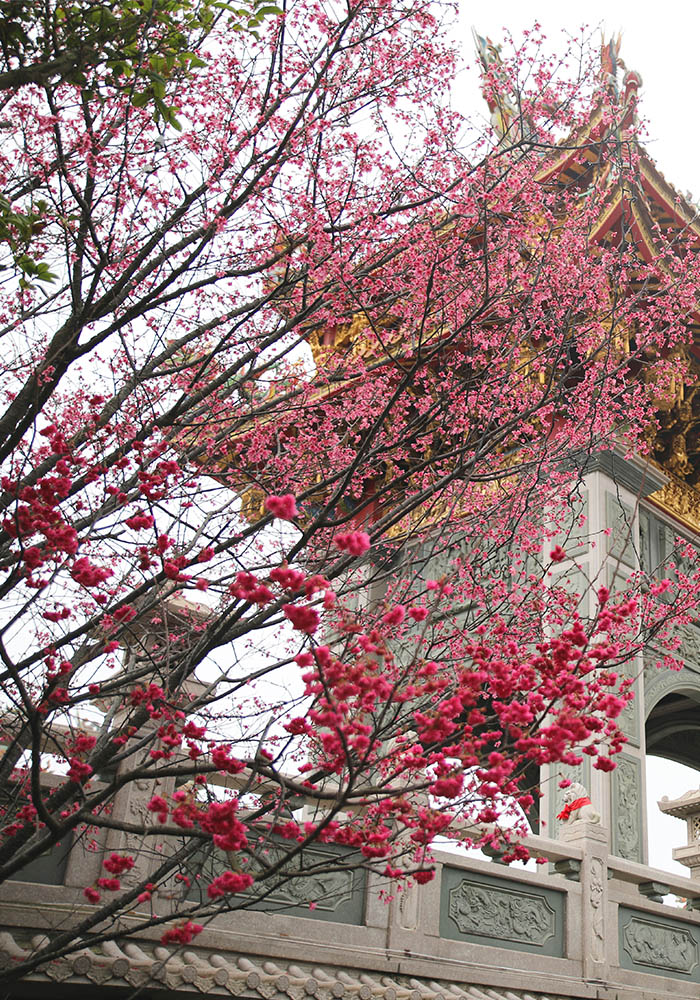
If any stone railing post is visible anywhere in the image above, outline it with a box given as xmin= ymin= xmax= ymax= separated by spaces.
xmin=560 ymin=820 xmax=610 ymax=982
xmin=103 ymin=746 xmax=175 ymax=890
xmin=99 ymin=670 xmax=176 ymax=890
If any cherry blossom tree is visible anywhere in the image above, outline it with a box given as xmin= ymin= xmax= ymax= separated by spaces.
xmin=0 ymin=2 xmax=698 ymax=980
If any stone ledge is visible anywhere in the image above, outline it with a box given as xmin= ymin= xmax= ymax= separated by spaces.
xmin=0 ymin=932 xmax=582 ymax=1000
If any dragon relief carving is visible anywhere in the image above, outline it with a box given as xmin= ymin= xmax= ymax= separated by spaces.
xmin=269 ymin=868 xmax=354 ymax=910
xmin=448 ymin=879 xmax=555 ymax=946
xmin=250 ymin=846 xmax=357 ymax=912
xmin=613 ymin=757 xmax=641 ymax=862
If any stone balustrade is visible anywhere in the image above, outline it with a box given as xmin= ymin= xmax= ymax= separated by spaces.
xmin=5 ymin=806 xmax=700 ymax=1000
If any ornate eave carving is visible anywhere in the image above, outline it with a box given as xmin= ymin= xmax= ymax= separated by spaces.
xmin=658 ymin=788 xmax=700 ymax=819
xmin=648 ymin=474 xmax=700 ymax=536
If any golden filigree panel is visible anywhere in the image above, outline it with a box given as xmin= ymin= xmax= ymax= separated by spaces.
xmin=649 ymin=477 xmax=700 ymax=536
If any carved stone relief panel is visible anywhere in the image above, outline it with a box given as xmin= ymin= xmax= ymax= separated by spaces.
xmin=245 ymin=843 xmax=366 ymax=924
xmin=612 ymin=754 xmax=642 ymax=862
xmin=619 ymin=907 xmax=700 ymax=980
xmin=605 ymin=493 xmax=636 ymax=569
xmin=676 ymin=624 xmax=700 ymax=673
xmin=110 ymin=776 xmax=160 ymax=889
xmin=448 ymin=880 xmax=555 ymax=945
xmin=439 ymin=867 xmax=566 ymax=956
xmin=617 ymin=678 xmax=641 ymax=746
xmin=398 ymin=880 xmax=420 ymax=930
xmin=589 ymin=857 xmax=606 ymax=964
xmin=599 ymin=568 xmax=641 ymax=746
xmin=267 ymin=866 xmax=356 ymax=911
xmin=615 ymin=656 xmax=641 ymax=749
xmin=606 ymin=562 xmax=632 ymax=596
xmin=639 ymin=510 xmax=652 ymax=578
xmin=624 ymin=918 xmax=697 ymax=973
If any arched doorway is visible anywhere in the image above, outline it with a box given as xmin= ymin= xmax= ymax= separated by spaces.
xmin=645 ymin=671 xmax=700 ymax=874
xmin=646 ymin=690 xmax=700 ymax=770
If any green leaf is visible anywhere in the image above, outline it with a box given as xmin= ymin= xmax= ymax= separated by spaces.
xmin=35 ymin=264 xmax=58 ymax=283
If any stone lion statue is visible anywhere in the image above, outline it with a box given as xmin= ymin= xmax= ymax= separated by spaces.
xmin=557 ymin=782 xmax=601 ymax=824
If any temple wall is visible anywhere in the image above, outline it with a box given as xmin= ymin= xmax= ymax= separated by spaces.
xmin=7 ymin=819 xmax=700 ymax=1000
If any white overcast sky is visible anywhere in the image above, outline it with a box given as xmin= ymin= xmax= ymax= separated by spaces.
xmin=450 ymin=1 xmax=700 ymax=878
xmin=454 ymin=0 xmax=700 ymax=198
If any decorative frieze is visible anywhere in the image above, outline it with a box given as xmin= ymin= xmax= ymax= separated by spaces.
xmin=447 ymin=879 xmax=555 ymax=946
xmin=589 ymin=857 xmax=606 ymax=964
xmin=620 ymin=910 xmax=699 ymax=976
xmin=612 ymin=754 xmax=642 ymax=862
xmin=247 ymin=845 xmax=365 ymax=922
xmin=644 ymin=655 xmax=700 ymax=716
xmin=440 ymin=868 xmax=565 ymax=956
xmin=605 ymin=493 xmax=635 ymax=568
xmin=649 ymin=478 xmax=700 ymax=536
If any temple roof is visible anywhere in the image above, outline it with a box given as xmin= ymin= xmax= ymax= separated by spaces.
xmin=473 ymin=34 xmax=700 ymax=506
xmin=532 ymin=55 xmax=700 ymax=290
xmin=220 ymin=37 xmax=700 ymax=532
xmin=658 ymin=788 xmax=700 ymax=819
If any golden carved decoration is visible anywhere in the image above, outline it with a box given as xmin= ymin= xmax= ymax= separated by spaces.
xmin=649 ymin=476 xmax=700 ymax=536
xmin=307 ymin=313 xmax=404 ymax=367
xmin=239 ymin=486 xmax=266 ymax=524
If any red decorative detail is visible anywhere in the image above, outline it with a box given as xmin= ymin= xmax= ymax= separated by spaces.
xmin=557 ymin=796 xmax=591 ymax=822
xmin=623 ymin=70 xmax=643 ymax=104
